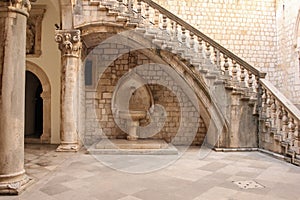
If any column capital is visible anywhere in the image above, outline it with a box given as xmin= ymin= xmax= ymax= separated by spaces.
xmin=55 ymin=29 xmax=81 ymax=58
xmin=0 ymin=0 xmax=32 ymax=15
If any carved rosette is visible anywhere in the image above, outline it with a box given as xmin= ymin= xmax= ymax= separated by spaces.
xmin=55 ymin=30 xmax=81 ymax=58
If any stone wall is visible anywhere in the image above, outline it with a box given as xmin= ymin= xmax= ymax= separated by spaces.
xmin=84 ymin=44 xmax=207 ymax=146
xmin=275 ymin=0 xmax=300 ymax=107
xmin=152 ymin=0 xmax=300 ymax=106
xmin=153 ymin=0 xmax=277 ymax=73
xmin=27 ymin=0 xmax=61 ymax=144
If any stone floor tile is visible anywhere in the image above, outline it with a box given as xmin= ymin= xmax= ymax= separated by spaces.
xmin=193 ymin=186 xmax=238 ymax=200
xmin=198 ymin=162 xmax=228 ymax=172
xmin=1 ymin=145 xmax=300 ymax=199
xmin=39 ymin=183 xmax=71 ymax=196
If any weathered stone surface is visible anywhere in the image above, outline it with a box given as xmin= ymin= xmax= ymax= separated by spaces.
xmin=0 ymin=1 xmax=31 ymax=195
xmin=55 ymin=29 xmax=82 ymax=152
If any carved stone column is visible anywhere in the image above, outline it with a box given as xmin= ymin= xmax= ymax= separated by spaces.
xmin=40 ymin=91 xmax=51 ymax=143
xmin=55 ymin=30 xmax=81 ymax=152
xmin=0 ymin=0 xmax=32 ymax=195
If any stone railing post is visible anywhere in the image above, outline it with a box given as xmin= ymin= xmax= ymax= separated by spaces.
xmin=0 ymin=0 xmax=32 ymax=194
xmin=55 ymin=29 xmax=81 ymax=152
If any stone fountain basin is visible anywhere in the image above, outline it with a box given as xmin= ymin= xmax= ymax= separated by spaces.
xmin=118 ymin=110 xmax=147 ymax=121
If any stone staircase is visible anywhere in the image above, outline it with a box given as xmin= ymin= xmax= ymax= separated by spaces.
xmin=76 ymin=0 xmax=300 ymax=165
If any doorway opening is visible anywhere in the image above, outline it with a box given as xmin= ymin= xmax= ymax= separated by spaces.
xmin=25 ymin=71 xmax=43 ymax=140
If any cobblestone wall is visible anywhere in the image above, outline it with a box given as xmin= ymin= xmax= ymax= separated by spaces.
xmin=84 ymin=45 xmax=207 ymax=145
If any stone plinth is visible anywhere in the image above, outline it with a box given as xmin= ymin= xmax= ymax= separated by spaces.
xmin=89 ymin=139 xmax=178 ymax=155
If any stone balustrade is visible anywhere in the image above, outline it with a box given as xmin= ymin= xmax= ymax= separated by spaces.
xmin=87 ymin=0 xmax=267 ymax=97
xmin=260 ymin=79 xmax=300 ymax=158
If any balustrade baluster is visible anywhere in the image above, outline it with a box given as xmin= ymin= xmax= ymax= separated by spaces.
xmin=144 ymin=3 xmax=150 ymax=27
xmin=197 ymin=37 xmax=203 ymax=54
xmin=271 ymin=98 xmax=277 ymax=128
xmin=240 ymin=66 xmax=246 ymax=88
xmin=174 ymin=23 xmax=179 ymax=41
xmin=223 ymin=54 xmax=229 ymax=77
xmin=282 ymin=109 xmax=289 ymax=141
xmin=127 ymin=0 xmax=133 ymax=13
xmin=248 ymin=71 xmax=254 ymax=96
xmin=154 ymin=9 xmax=160 ymax=28
xmin=205 ymin=43 xmax=212 ymax=64
xmin=255 ymin=76 xmax=259 ymax=98
xmin=162 ymin=15 xmax=167 ymax=32
xmin=277 ymin=105 xmax=283 ymax=133
xmin=181 ymin=26 xmax=186 ymax=46
xmin=214 ymin=48 xmax=221 ymax=69
xmin=266 ymin=92 xmax=272 ymax=120
xmin=137 ymin=0 xmax=141 ymax=17
xmin=288 ymin=116 xmax=295 ymax=143
xmin=117 ymin=0 xmax=124 ymax=12
xmin=232 ymin=60 xmax=238 ymax=84
xmin=170 ymin=21 xmax=175 ymax=39
xmin=189 ymin=32 xmax=194 ymax=50
xmin=294 ymin=121 xmax=300 ymax=149
xmin=261 ymin=88 xmax=267 ymax=118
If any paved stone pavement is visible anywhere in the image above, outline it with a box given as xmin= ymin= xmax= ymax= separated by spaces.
xmin=1 ymin=144 xmax=300 ymax=200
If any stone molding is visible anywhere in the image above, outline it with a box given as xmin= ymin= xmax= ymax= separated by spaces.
xmin=55 ymin=29 xmax=81 ymax=58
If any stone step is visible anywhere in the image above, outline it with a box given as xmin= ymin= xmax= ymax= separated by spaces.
xmin=116 ymin=16 xmax=127 ymax=22
xmin=135 ymin=27 xmax=146 ymax=33
xmin=107 ymin=11 xmax=119 ymax=16
xmin=88 ymin=139 xmax=178 ymax=155
xmin=152 ymin=39 xmax=164 ymax=46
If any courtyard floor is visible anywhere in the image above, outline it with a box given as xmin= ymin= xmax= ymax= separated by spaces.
xmin=0 ymin=144 xmax=300 ymax=200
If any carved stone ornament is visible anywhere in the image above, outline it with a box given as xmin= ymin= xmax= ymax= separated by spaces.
xmin=55 ymin=30 xmax=81 ymax=57
xmin=0 ymin=0 xmax=33 ymax=12
xmin=26 ymin=5 xmax=46 ymax=57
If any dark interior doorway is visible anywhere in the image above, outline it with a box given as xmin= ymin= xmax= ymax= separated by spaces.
xmin=25 ymin=71 xmax=43 ymax=139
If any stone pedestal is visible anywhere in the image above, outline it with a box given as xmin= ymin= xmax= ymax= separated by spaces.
xmin=127 ymin=121 xmax=139 ymax=141
xmin=0 ymin=0 xmax=32 ymax=195
xmin=55 ymin=30 xmax=81 ymax=152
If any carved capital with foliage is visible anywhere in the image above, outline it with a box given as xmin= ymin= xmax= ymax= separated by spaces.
xmin=0 ymin=0 xmax=33 ymax=13
xmin=55 ymin=30 xmax=81 ymax=58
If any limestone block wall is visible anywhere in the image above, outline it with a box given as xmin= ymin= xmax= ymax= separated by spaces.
xmin=84 ymin=45 xmax=207 ymax=146
xmin=151 ymin=0 xmax=300 ymax=106
xmin=275 ymin=0 xmax=300 ymax=107
xmin=152 ymin=0 xmax=277 ymax=73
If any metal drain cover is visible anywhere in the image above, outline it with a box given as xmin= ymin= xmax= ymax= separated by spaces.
xmin=233 ymin=180 xmax=265 ymax=189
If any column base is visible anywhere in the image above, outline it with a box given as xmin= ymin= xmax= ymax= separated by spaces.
xmin=0 ymin=174 xmax=33 ymax=195
xmin=56 ymin=143 xmax=80 ymax=152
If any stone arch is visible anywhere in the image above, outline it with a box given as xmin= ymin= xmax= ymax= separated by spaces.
xmin=87 ymin=33 xmax=228 ymax=146
xmin=26 ymin=61 xmax=51 ymax=143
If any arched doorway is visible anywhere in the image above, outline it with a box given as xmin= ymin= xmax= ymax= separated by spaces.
xmin=25 ymin=61 xmax=51 ymax=143
xmin=25 ymin=71 xmax=43 ymax=140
